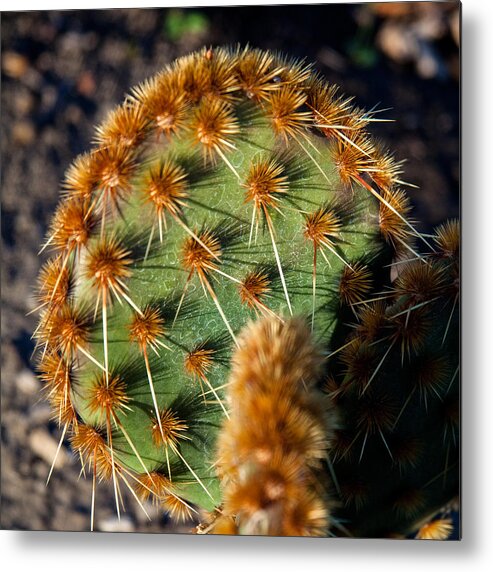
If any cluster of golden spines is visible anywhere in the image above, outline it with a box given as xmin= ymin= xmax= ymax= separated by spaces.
xmin=34 ymin=304 xmax=91 ymax=464
xmin=62 ymin=153 xmax=99 ymax=200
xmin=94 ymin=102 xmax=150 ymax=148
xmin=151 ymin=407 xmax=189 ymax=449
xmin=184 ymin=344 xmax=215 ymax=381
xmin=90 ymin=145 xmax=139 ymax=204
xmin=38 ymin=351 xmax=77 ymax=428
xmin=163 ymin=495 xmax=195 ymax=522
xmin=37 ymin=255 xmax=73 ymax=310
xmin=432 ymin=219 xmax=460 ymax=300
xmin=190 ymin=98 xmax=240 ymax=161
xmin=128 ymin=306 xmax=166 ymax=353
xmin=86 ymin=372 xmax=130 ymax=420
xmin=238 ymin=269 xmax=272 ymax=314
xmin=225 ymin=316 xmax=325 ymax=406
xmin=303 ymin=204 xmax=343 ymax=247
xmin=49 ymin=197 xmax=96 ymax=253
xmin=38 ymin=303 xmax=92 ymax=357
xmin=131 ymin=72 xmax=189 ymax=138
xmin=38 ymin=351 xmax=72 ymax=396
xmin=214 ymin=316 xmax=336 ymax=536
xmin=176 ymin=48 xmax=240 ymax=104
xmin=84 ymin=236 xmax=133 ymax=294
xmin=71 ymin=424 xmax=114 ymax=480
xmin=244 ymin=157 xmax=289 ymax=209
xmin=371 ymin=148 xmax=405 ymax=192
xmin=61 ymin=146 xmax=139 ymax=216
xmin=434 ymin=219 xmax=460 ymax=259
xmin=233 ymin=47 xmax=286 ymax=100
xmin=133 ymin=461 xmax=194 ymax=522
xmin=266 ymin=86 xmax=312 ymax=141
xmin=182 ymin=229 xmax=222 ymax=277
xmin=134 ymin=472 xmax=172 ymax=504
xmin=49 ymin=389 xmax=79 ymax=428
xmin=142 ymin=159 xmax=188 ymax=221
xmin=307 ymin=80 xmax=358 ymax=136
xmin=378 ymin=188 xmax=414 ymax=251
xmin=270 ymin=52 xmax=313 ymax=90
xmin=331 ymin=134 xmax=377 ymax=189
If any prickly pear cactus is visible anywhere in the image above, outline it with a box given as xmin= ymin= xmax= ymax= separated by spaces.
xmin=34 ymin=46 xmax=459 ymax=536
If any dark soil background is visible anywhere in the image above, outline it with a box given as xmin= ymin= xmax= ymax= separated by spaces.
xmin=1 ymin=3 xmax=460 ymax=533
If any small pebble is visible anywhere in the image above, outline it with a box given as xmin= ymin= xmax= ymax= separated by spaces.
xmin=12 ymin=121 xmax=36 ymax=146
xmin=30 ymin=403 xmax=53 ymax=426
xmin=98 ymin=516 xmax=135 ymax=533
xmin=29 ymin=428 xmax=69 ymax=468
xmin=2 ymin=51 xmax=29 ymax=78
xmin=16 ymin=369 xmax=40 ymax=395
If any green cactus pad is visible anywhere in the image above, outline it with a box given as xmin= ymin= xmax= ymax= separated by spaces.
xmin=34 ymin=46 xmax=458 ymax=534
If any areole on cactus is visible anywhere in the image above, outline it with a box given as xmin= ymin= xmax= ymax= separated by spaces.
xmin=34 ymin=45 xmax=459 ymax=537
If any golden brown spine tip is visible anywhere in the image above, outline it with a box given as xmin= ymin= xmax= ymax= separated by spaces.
xmin=163 ymin=494 xmax=195 ymax=522
xmin=130 ymin=70 xmax=188 ymax=138
xmin=181 ymin=228 xmax=222 ymax=276
xmin=142 ymin=159 xmax=189 ymax=222
xmin=36 ymin=255 xmax=73 ymax=310
xmin=238 ymin=269 xmax=272 ymax=314
xmin=190 ymin=98 xmax=240 ymax=162
xmin=433 ymin=219 xmax=460 ymax=259
xmin=134 ymin=471 xmax=173 ymax=505
xmin=266 ymin=86 xmax=312 ymax=141
xmin=151 ymin=408 xmax=189 ymax=449
xmin=49 ymin=198 xmax=97 ymax=253
xmin=233 ymin=47 xmax=284 ymax=101
xmin=184 ymin=344 xmax=215 ymax=381
xmin=40 ymin=303 xmax=92 ymax=357
xmin=84 ymin=236 xmax=133 ymax=295
xmin=62 ymin=152 xmax=98 ymax=201
xmin=378 ymin=187 xmax=413 ymax=249
xmin=94 ymin=101 xmax=150 ymax=148
xmin=128 ymin=305 xmax=166 ymax=353
xmin=86 ymin=372 xmax=130 ymax=420
xmin=71 ymin=424 xmax=115 ymax=480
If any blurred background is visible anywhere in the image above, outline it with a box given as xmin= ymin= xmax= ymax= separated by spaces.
xmin=1 ymin=2 xmax=460 ymax=532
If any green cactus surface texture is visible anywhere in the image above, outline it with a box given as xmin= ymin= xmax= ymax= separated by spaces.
xmin=34 ymin=46 xmax=459 ymax=537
